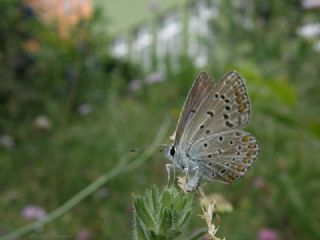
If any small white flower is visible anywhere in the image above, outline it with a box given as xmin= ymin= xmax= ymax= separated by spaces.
xmin=177 ymin=176 xmax=188 ymax=193
xmin=199 ymin=190 xmax=226 ymax=240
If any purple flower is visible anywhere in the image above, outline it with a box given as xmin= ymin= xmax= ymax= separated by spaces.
xmin=302 ymin=0 xmax=320 ymax=9
xmin=145 ymin=71 xmax=164 ymax=84
xmin=76 ymin=229 xmax=91 ymax=240
xmin=21 ymin=205 xmax=47 ymax=220
xmin=258 ymin=228 xmax=279 ymax=240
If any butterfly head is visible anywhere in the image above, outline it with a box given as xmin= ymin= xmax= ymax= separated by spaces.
xmin=164 ymin=144 xmax=179 ymax=163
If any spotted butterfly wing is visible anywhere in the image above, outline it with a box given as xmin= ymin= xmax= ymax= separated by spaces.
xmin=188 ymin=130 xmax=259 ymax=183
xmin=178 ymin=71 xmax=258 ymax=183
xmin=174 ymin=72 xmax=215 ymax=146
xmin=179 ymin=71 xmax=251 ymax=150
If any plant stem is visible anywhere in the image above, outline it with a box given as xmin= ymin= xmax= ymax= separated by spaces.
xmin=0 ymin=117 xmax=170 ymax=240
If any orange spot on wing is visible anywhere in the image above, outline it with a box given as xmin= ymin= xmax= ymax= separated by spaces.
xmin=242 ymin=136 xmax=250 ymax=142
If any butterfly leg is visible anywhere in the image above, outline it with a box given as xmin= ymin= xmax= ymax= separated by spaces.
xmin=185 ymin=169 xmax=201 ymax=192
xmin=166 ymin=163 xmax=174 ymax=186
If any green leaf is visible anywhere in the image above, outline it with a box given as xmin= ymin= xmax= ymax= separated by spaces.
xmin=134 ymin=197 xmax=156 ymax=229
xmin=132 ymin=185 xmax=193 ymax=240
xmin=159 ymin=208 xmax=173 ymax=234
xmin=133 ymin=207 xmax=151 ymax=240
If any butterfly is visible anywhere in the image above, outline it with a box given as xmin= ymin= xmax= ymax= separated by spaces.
xmin=163 ymin=71 xmax=259 ymax=192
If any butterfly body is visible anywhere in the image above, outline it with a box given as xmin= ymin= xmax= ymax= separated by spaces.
xmin=164 ymin=71 xmax=259 ymax=191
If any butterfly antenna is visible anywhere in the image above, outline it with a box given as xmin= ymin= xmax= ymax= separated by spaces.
xmin=130 ymin=143 xmax=169 ymax=153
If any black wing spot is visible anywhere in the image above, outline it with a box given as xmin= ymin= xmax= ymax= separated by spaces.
xmin=215 ymin=93 xmax=219 ymax=99
xmin=226 ymin=121 xmax=234 ymax=128
xmin=200 ymin=124 xmax=204 ymax=129
xmin=208 ymin=155 xmax=212 ymax=158
xmin=220 ymin=169 xmax=226 ymax=174
xmin=206 ymin=129 xmax=211 ymax=134
xmin=220 ymin=95 xmax=225 ymax=100
xmin=204 ymin=143 xmax=208 ymax=148
xmin=212 ymin=172 xmax=215 ymax=177
xmin=225 ymin=105 xmax=231 ymax=111
xmin=206 ymin=111 xmax=214 ymax=117
xmin=237 ymin=145 xmax=242 ymax=150
xmin=219 ymin=136 xmax=224 ymax=142
xmin=223 ymin=114 xmax=229 ymax=119
xmin=229 ymin=140 xmax=234 ymax=145
xmin=225 ymin=98 xmax=230 ymax=103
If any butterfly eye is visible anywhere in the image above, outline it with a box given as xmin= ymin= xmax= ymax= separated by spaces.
xmin=169 ymin=146 xmax=176 ymax=156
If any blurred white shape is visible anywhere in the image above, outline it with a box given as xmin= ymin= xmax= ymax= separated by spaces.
xmin=78 ymin=103 xmax=92 ymax=116
xmin=0 ymin=135 xmax=15 ymax=149
xmin=131 ymin=25 xmax=153 ymax=70
xmin=34 ymin=115 xmax=52 ymax=130
xmin=111 ymin=36 xmax=129 ymax=58
xmin=302 ymin=0 xmax=320 ymax=9
xmin=233 ymin=0 xmax=254 ymax=30
xmin=128 ymin=71 xmax=165 ymax=92
xmin=188 ymin=0 xmax=218 ymax=68
xmin=157 ymin=11 xmax=181 ymax=70
xmin=297 ymin=23 xmax=320 ymax=39
xmin=21 ymin=205 xmax=47 ymax=220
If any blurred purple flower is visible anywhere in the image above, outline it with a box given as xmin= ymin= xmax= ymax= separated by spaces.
xmin=253 ymin=177 xmax=268 ymax=192
xmin=76 ymin=229 xmax=91 ymax=240
xmin=258 ymin=228 xmax=279 ymax=240
xmin=145 ymin=71 xmax=164 ymax=84
xmin=302 ymin=0 xmax=320 ymax=9
xmin=21 ymin=205 xmax=47 ymax=220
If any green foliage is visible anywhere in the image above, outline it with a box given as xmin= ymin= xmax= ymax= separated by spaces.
xmin=0 ymin=0 xmax=141 ymax=134
xmin=1 ymin=0 xmax=320 ymax=239
xmin=132 ymin=185 xmax=194 ymax=240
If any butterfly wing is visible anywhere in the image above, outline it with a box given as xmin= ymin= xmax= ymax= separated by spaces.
xmin=179 ymin=71 xmax=251 ymax=150
xmin=174 ymin=72 xmax=215 ymax=146
xmin=188 ymin=130 xmax=259 ymax=183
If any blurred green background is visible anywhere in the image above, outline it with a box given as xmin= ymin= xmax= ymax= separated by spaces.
xmin=1 ymin=0 xmax=320 ymax=239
